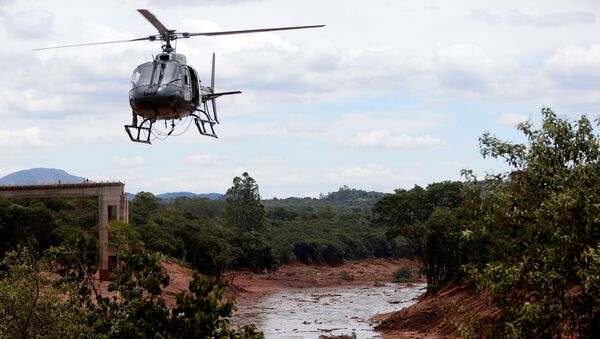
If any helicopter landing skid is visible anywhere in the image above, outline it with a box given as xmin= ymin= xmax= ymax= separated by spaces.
xmin=124 ymin=119 xmax=153 ymax=144
xmin=191 ymin=111 xmax=218 ymax=138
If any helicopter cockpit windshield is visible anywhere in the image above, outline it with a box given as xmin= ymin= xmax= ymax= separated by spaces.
xmin=131 ymin=62 xmax=181 ymax=88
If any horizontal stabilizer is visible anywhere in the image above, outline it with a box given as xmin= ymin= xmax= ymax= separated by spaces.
xmin=202 ymin=91 xmax=242 ymax=100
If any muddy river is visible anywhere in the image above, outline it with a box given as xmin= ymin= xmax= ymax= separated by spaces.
xmin=232 ymin=283 xmax=426 ymax=338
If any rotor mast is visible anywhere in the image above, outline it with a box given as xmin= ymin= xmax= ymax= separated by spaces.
xmin=137 ymin=9 xmax=176 ymax=53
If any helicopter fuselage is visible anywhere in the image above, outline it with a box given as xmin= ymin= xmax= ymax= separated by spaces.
xmin=125 ymin=51 xmax=241 ymax=143
xmin=129 ymin=53 xmax=201 ymax=120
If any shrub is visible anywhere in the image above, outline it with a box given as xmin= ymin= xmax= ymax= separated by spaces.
xmin=393 ymin=267 xmax=413 ymax=283
xmin=340 ymin=271 xmax=354 ymax=281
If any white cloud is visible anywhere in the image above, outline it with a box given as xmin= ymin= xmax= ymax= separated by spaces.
xmin=544 ymin=45 xmax=600 ymax=88
xmin=470 ymin=10 xmax=595 ymax=27
xmin=0 ymin=127 xmax=51 ymax=148
xmin=0 ymin=8 xmax=54 ymax=38
xmin=0 ymin=89 xmax=67 ymax=115
xmin=435 ymin=44 xmax=496 ymax=93
xmin=112 ymin=156 xmax=148 ymax=167
xmin=185 ymin=154 xmax=222 ymax=165
xmin=340 ymin=130 xmax=447 ymax=150
xmin=340 ymin=164 xmax=396 ymax=180
xmin=496 ymin=113 xmax=529 ymax=126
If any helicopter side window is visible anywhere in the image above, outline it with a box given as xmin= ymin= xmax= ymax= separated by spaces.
xmin=183 ymin=67 xmax=190 ymax=86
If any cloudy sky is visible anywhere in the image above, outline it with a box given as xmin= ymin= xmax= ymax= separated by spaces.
xmin=1 ymin=0 xmax=599 ymax=198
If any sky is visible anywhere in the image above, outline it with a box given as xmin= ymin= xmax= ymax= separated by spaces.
xmin=1 ymin=0 xmax=600 ymax=198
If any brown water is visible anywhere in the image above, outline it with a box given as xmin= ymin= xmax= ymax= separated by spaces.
xmin=232 ymin=283 xmax=426 ymax=338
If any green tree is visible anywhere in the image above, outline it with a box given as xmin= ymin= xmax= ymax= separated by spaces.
xmin=129 ymin=192 xmax=160 ymax=226
xmin=108 ymin=220 xmax=143 ymax=262
xmin=0 ymin=248 xmax=91 ymax=338
xmin=467 ymin=108 xmax=600 ymax=336
xmin=422 ymin=208 xmax=463 ymax=289
xmin=49 ymin=247 xmax=263 ymax=338
xmin=371 ymin=181 xmax=466 ymax=290
xmin=233 ymin=231 xmax=278 ymax=272
xmin=372 ymin=182 xmax=463 ymax=258
xmin=224 ymin=172 xmax=265 ymax=232
xmin=171 ymin=273 xmax=263 ymax=338
xmin=0 ymin=200 xmax=59 ymax=257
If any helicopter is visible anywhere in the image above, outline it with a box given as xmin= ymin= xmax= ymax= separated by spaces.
xmin=34 ymin=9 xmax=324 ymax=144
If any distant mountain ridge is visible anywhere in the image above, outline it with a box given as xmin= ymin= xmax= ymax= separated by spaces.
xmin=156 ymin=192 xmax=224 ymax=200
xmin=0 ymin=168 xmax=85 ymax=185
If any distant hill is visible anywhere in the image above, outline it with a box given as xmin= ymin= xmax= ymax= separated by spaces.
xmin=125 ymin=192 xmax=224 ymax=200
xmin=262 ymin=186 xmax=386 ymax=213
xmin=156 ymin=192 xmax=223 ymax=200
xmin=0 ymin=168 xmax=85 ymax=185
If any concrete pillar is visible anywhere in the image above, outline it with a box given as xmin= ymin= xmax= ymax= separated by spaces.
xmin=119 ymin=194 xmax=128 ymax=223
xmin=98 ymin=196 xmax=110 ymax=280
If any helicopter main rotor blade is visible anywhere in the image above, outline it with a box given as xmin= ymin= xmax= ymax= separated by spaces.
xmin=32 ymin=36 xmax=153 ymax=51
xmin=184 ymin=25 xmax=325 ymax=37
xmin=137 ymin=9 xmax=170 ymax=35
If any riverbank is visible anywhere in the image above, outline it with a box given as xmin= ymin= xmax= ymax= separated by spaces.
xmin=374 ymin=282 xmax=498 ymax=338
xmin=93 ymin=257 xmax=421 ymax=308
xmin=228 ymin=258 xmax=423 ymax=304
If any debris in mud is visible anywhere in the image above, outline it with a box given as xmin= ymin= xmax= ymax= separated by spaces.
xmin=232 ymin=283 xmax=425 ymax=338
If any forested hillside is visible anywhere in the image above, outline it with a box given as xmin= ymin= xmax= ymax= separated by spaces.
xmin=262 ymin=186 xmax=385 ymax=213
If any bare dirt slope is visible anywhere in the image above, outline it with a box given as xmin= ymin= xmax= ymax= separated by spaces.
xmin=374 ymin=282 xmax=498 ymax=338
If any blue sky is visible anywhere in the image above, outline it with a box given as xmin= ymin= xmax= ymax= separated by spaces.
xmin=1 ymin=0 xmax=599 ymax=198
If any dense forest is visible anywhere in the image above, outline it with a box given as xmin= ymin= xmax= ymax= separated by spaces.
xmin=0 ymin=177 xmax=405 ymax=276
xmin=1 ymin=108 xmax=600 ymax=337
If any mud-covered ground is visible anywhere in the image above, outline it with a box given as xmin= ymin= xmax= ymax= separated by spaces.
xmin=97 ymin=258 xmax=439 ymax=338
xmin=227 ymin=258 xmax=422 ymax=303
xmin=375 ymin=282 xmax=498 ymax=338
xmin=226 ymin=258 xmax=425 ymax=338
xmin=92 ymin=259 xmax=497 ymax=338
xmin=231 ymin=283 xmax=425 ymax=338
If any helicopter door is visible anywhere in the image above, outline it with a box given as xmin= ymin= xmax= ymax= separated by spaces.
xmin=188 ymin=67 xmax=200 ymax=105
xmin=182 ymin=67 xmax=192 ymax=102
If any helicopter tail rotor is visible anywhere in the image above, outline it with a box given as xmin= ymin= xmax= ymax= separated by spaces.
xmin=211 ymin=52 xmax=216 ymax=90
xmin=194 ymin=53 xmax=241 ymax=137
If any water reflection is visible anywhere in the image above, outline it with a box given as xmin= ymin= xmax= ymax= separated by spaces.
xmin=232 ymin=283 xmax=426 ymax=338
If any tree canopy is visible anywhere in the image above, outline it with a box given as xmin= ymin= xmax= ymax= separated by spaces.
xmin=225 ymin=172 xmax=265 ymax=232
xmin=465 ymin=108 xmax=600 ymax=336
